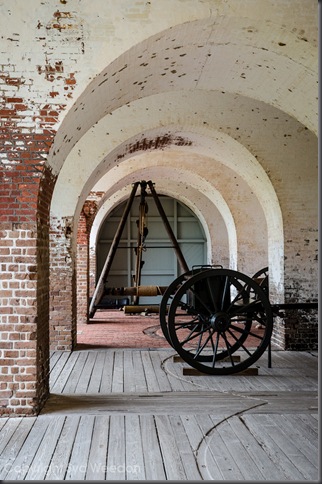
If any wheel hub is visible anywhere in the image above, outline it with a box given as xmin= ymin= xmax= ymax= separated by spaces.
xmin=210 ymin=312 xmax=231 ymax=331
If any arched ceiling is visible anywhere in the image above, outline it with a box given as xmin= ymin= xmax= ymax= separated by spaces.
xmin=89 ymin=169 xmax=235 ymax=270
xmin=48 ymin=1 xmax=318 ymax=297
xmin=48 ymin=11 xmax=317 ymax=173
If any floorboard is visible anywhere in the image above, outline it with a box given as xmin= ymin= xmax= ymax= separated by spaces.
xmin=168 ymin=415 xmax=202 ymax=480
xmin=0 ymin=418 xmax=35 ymax=480
xmin=99 ymin=351 xmax=115 ymax=393
xmin=65 ymin=414 xmax=95 ymax=480
xmin=49 ymin=351 xmax=69 ymax=386
xmin=124 ymin=414 xmax=146 ymax=480
xmin=87 ymin=351 xmax=106 ymax=392
xmin=50 ymin=351 xmax=80 ymax=393
xmin=85 ymin=416 xmax=109 ymax=481
xmin=3 ymin=416 xmax=49 ymax=481
xmin=154 ymin=415 xmax=187 ymax=480
xmin=24 ymin=416 xmax=66 ymax=480
xmin=111 ymin=351 xmax=124 ymax=393
xmin=0 ymin=349 xmax=319 ymax=481
xmin=45 ymin=415 xmax=80 ymax=480
xmin=106 ymin=415 xmax=126 ymax=480
xmin=225 ymin=415 xmax=283 ymax=481
xmin=41 ymin=389 xmax=318 ymax=416
xmin=141 ymin=350 xmax=162 ymax=392
xmin=240 ymin=414 xmax=317 ymax=481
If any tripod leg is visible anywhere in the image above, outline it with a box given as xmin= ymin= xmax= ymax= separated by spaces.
xmin=147 ymin=180 xmax=189 ymax=274
xmin=88 ymin=182 xmax=139 ymax=318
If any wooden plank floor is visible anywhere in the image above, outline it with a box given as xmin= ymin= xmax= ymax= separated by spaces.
xmin=0 ymin=349 xmax=319 ymax=481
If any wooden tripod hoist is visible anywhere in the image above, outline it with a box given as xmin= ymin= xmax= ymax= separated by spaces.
xmin=89 ymin=180 xmax=189 ymax=319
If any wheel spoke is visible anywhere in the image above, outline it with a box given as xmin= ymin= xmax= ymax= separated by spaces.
xmin=252 ymin=313 xmax=267 ymax=326
xmin=226 ymin=328 xmax=253 ymax=357
xmin=188 ymin=285 xmax=213 ymax=315
xmin=194 ymin=327 xmax=205 ymax=356
xmin=220 ymin=275 xmax=229 ymax=311
xmin=193 ymin=329 xmax=215 ymax=359
xmin=226 ymin=280 xmax=248 ymax=312
xmin=173 ymin=315 xmax=200 ymax=326
xmin=229 ymin=323 xmax=263 ymax=340
xmin=231 ymin=299 xmax=264 ymax=315
xmin=229 ymin=317 xmax=248 ymax=325
xmin=211 ymin=332 xmax=220 ymax=367
xmin=178 ymin=302 xmax=199 ymax=315
xmin=229 ymin=323 xmax=250 ymax=334
xmin=177 ymin=324 xmax=210 ymax=345
xmin=206 ymin=277 xmax=219 ymax=312
xmin=221 ymin=331 xmax=235 ymax=366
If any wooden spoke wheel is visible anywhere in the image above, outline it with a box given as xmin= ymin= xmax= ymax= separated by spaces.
xmin=252 ymin=266 xmax=269 ymax=295
xmin=167 ymin=268 xmax=273 ymax=374
xmin=160 ymin=266 xmax=222 ymax=351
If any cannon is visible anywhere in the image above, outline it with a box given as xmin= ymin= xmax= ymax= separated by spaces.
xmin=89 ymin=181 xmax=318 ymax=375
xmin=159 ymin=265 xmax=317 ymax=374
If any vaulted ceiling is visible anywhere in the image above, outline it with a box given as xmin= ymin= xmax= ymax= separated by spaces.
xmin=42 ymin=0 xmax=317 ymax=286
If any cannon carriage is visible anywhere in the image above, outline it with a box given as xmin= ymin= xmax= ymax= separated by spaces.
xmin=158 ymin=265 xmax=273 ymax=375
xmin=89 ymin=182 xmax=318 ymax=375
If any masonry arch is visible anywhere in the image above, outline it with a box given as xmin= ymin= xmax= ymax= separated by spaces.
xmin=47 ymin=13 xmax=317 ymax=177
xmin=89 ymin=170 xmax=237 ymax=272
xmin=1 ymin=0 xmax=317 ymax=415
xmin=48 ymin=5 xmax=316 ymax=356
xmin=94 ymin=193 xmax=209 ymax=306
xmin=73 ymin=129 xmax=279 ymax=276
xmin=50 ymin=128 xmax=282 ymax=351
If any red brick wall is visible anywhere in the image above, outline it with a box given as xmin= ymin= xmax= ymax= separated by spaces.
xmin=0 ymin=69 xmax=62 ymax=414
xmin=272 ymin=310 xmax=318 ymax=351
xmin=0 ymin=132 xmax=56 ymax=415
xmin=49 ymin=200 xmax=98 ymax=348
xmin=77 ymin=211 xmax=89 ymax=326
xmin=0 ymin=222 xmax=38 ymax=415
xmin=77 ymin=201 xmax=97 ymax=326
xmin=49 ymin=216 xmax=76 ymax=351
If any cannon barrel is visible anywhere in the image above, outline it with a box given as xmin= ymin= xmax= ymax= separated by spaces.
xmin=104 ymin=285 xmax=168 ymax=297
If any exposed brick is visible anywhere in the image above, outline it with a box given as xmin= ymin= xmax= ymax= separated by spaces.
xmin=0 ymin=0 xmax=318 ymax=419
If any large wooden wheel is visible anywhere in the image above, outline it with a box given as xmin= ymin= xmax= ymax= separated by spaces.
xmin=166 ymin=268 xmax=273 ymax=374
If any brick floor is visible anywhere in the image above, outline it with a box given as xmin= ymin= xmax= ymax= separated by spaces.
xmin=76 ymin=309 xmax=268 ymax=350
xmin=77 ymin=310 xmax=168 ymax=349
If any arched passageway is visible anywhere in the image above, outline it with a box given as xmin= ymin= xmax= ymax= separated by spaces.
xmin=0 ymin=1 xmax=317 ymax=415
xmin=94 ymin=195 xmax=208 ymax=304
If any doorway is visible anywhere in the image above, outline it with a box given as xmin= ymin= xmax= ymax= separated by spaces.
xmin=96 ymin=195 xmax=207 ymax=306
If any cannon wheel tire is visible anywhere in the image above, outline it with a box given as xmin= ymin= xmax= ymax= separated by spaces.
xmin=159 ymin=269 xmax=194 ymax=345
xmin=167 ymin=268 xmax=273 ymax=375
xmin=252 ymin=266 xmax=269 ymax=294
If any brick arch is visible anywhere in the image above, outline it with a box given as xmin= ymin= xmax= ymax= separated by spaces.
xmin=1 ymin=2 xmax=317 ymax=416
xmin=89 ymin=170 xmax=237 ymax=273
xmin=74 ymin=129 xmax=278 ymax=283
xmin=50 ymin=123 xmax=282 ymax=351
xmin=47 ymin=13 xmax=317 ymax=177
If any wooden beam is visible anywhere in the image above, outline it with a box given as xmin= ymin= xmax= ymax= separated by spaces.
xmin=173 ymin=354 xmax=241 ymax=363
xmin=89 ymin=182 xmax=139 ymax=318
xmin=182 ymin=367 xmax=259 ymax=376
xmin=147 ymin=180 xmax=189 ymax=274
